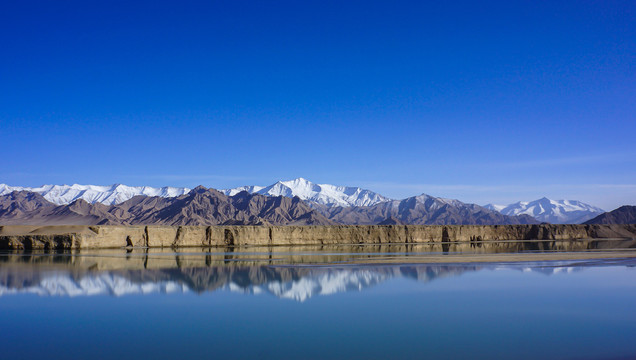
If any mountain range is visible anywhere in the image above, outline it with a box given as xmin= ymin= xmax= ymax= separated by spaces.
xmin=0 ymin=187 xmax=335 ymax=226
xmin=0 ymin=183 xmax=189 ymax=205
xmin=220 ymin=177 xmax=391 ymax=207
xmin=0 ymin=178 xmax=622 ymax=225
xmin=485 ymin=198 xmax=605 ymax=224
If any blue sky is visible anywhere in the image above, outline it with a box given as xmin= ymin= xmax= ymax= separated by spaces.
xmin=1 ymin=0 xmax=634 ymax=210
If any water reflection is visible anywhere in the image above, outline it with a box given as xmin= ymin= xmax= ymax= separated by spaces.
xmin=1 ymin=243 xmax=635 ymax=301
xmin=1 ymin=238 xmax=633 ymax=269
xmin=4 ymin=250 xmax=632 ymax=300
xmin=2 ymin=247 xmax=636 ymax=360
xmin=0 ymin=263 xmax=480 ymax=300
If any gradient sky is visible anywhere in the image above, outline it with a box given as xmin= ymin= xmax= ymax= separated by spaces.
xmin=1 ymin=0 xmax=634 ymax=210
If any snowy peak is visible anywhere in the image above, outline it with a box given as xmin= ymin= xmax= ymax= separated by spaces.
xmin=488 ymin=198 xmax=604 ymax=224
xmin=0 ymin=184 xmax=191 ymax=205
xmin=222 ymin=185 xmax=264 ymax=196
xmin=221 ymin=178 xmax=391 ymax=207
xmin=484 ymin=204 xmax=506 ymax=212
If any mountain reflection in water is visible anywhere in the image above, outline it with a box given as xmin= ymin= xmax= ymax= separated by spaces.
xmin=0 ymin=263 xmax=479 ymax=300
xmin=2 ymin=247 xmax=636 ymax=360
xmin=1 ymin=243 xmax=633 ymax=300
xmin=6 ymin=245 xmax=625 ymax=300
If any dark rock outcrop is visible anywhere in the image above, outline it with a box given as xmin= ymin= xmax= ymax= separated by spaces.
xmin=377 ymin=216 xmax=405 ymax=225
xmin=584 ymin=205 xmax=636 ymax=225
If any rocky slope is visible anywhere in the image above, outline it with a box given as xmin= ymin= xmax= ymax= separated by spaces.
xmin=0 ymin=187 xmax=335 ymax=226
xmin=584 ymin=205 xmax=636 ymax=224
xmin=485 ymin=198 xmax=604 ymax=224
xmin=0 ymin=188 xmax=534 ymax=226
xmin=4 ymin=181 xmax=610 ymax=226
xmin=325 ymin=194 xmax=538 ymax=225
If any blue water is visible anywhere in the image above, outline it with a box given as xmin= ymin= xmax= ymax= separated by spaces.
xmin=1 ymin=258 xmax=636 ymax=359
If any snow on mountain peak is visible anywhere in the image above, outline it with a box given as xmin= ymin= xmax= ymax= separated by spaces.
xmin=1 ymin=178 xmax=391 ymax=208
xmin=0 ymin=183 xmax=191 ymax=205
xmin=484 ymin=204 xmax=506 ymax=212
xmin=221 ymin=178 xmax=391 ymax=207
xmin=487 ymin=198 xmax=604 ymax=224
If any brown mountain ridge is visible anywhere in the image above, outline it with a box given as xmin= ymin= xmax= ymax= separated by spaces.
xmin=0 ymin=186 xmax=538 ymax=226
xmin=0 ymin=186 xmax=335 ymax=226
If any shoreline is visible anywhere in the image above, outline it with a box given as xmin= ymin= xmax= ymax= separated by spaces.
xmin=0 ymin=224 xmax=635 ymax=250
xmin=1 ymin=245 xmax=636 ymax=270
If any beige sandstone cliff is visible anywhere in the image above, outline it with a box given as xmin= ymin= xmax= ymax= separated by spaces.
xmin=0 ymin=224 xmax=635 ymax=250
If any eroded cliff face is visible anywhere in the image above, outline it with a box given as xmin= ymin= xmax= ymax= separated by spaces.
xmin=0 ymin=224 xmax=635 ymax=250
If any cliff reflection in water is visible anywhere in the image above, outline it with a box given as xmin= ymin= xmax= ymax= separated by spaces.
xmin=0 ymin=243 xmax=615 ymax=300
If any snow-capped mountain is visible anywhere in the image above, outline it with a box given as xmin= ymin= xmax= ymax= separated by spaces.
xmin=0 ymin=179 xmax=389 ymax=208
xmin=222 ymin=185 xmax=264 ymax=196
xmin=484 ymin=204 xmax=506 ymax=212
xmin=329 ymin=193 xmax=538 ymax=225
xmin=485 ymin=198 xmax=604 ymax=224
xmin=0 ymin=183 xmax=190 ymax=205
xmin=221 ymin=178 xmax=391 ymax=207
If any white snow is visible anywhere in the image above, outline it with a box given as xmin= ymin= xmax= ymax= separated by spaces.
xmin=484 ymin=204 xmax=506 ymax=212
xmin=487 ymin=197 xmax=604 ymax=224
xmin=1 ymin=178 xmax=390 ymax=208
xmin=0 ymin=183 xmax=191 ymax=205
xmin=220 ymin=177 xmax=391 ymax=207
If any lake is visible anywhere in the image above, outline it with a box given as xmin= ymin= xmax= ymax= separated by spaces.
xmin=1 ymin=245 xmax=636 ymax=359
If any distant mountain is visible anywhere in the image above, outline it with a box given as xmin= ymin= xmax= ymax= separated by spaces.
xmin=221 ymin=178 xmax=391 ymax=208
xmin=0 ymin=187 xmax=334 ymax=226
xmin=0 ymin=179 xmax=391 ymax=209
xmin=485 ymin=198 xmax=604 ymax=224
xmin=4 ymin=181 xmax=600 ymax=226
xmin=584 ymin=206 xmax=636 ymax=225
xmin=327 ymin=194 xmax=537 ymax=225
xmin=0 ymin=183 xmax=190 ymax=205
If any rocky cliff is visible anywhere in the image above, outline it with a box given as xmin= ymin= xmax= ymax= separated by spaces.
xmin=1 ymin=224 xmax=634 ymax=250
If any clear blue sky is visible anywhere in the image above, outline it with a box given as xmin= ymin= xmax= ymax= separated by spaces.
xmin=1 ymin=1 xmax=634 ymax=210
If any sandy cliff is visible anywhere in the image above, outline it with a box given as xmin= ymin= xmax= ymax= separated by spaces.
xmin=0 ymin=224 xmax=635 ymax=250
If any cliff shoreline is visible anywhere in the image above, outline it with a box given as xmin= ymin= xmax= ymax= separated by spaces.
xmin=1 ymin=224 xmax=635 ymax=250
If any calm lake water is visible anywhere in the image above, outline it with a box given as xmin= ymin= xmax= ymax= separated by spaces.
xmin=1 ymin=246 xmax=636 ymax=360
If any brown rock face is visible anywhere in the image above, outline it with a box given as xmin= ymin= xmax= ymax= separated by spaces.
xmin=0 ymin=187 xmax=335 ymax=226
xmin=324 ymin=195 xmax=538 ymax=225
xmin=584 ymin=205 xmax=636 ymax=225
xmin=0 ymin=224 xmax=634 ymax=250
